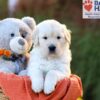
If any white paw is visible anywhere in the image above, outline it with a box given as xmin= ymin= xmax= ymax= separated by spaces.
xmin=32 ymin=79 xmax=43 ymax=93
xmin=44 ymin=82 xmax=56 ymax=94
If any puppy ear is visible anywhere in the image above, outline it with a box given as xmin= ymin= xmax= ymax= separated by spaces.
xmin=22 ymin=17 xmax=36 ymax=30
xmin=33 ymin=28 xmax=39 ymax=47
xmin=62 ymin=24 xmax=71 ymax=45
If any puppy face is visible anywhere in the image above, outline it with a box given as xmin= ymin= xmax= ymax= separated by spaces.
xmin=33 ymin=20 xmax=71 ymax=58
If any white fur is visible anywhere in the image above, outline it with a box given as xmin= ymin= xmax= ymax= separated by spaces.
xmin=27 ymin=20 xmax=72 ymax=94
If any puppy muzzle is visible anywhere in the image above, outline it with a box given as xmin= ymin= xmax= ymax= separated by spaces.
xmin=48 ymin=44 xmax=56 ymax=53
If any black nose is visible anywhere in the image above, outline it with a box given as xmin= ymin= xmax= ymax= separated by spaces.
xmin=18 ymin=39 xmax=25 ymax=46
xmin=48 ymin=45 xmax=56 ymax=52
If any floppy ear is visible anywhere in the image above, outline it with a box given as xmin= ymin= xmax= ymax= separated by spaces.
xmin=22 ymin=16 xmax=36 ymax=31
xmin=33 ymin=28 xmax=39 ymax=47
xmin=62 ymin=24 xmax=71 ymax=45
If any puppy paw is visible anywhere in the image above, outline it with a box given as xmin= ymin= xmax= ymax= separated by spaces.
xmin=44 ymin=83 xmax=55 ymax=94
xmin=44 ymin=70 xmax=60 ymax=94
xmin=32 ymin=79 xmax=44 ymax=93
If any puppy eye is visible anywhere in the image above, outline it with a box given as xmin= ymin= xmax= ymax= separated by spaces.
xmin=57 ymin=36 xmax=61 ymax=39
xmin=10 ymin=33 xmax=15 ymax=37
xmin=43 ymin=36 xmax=48 ymax=40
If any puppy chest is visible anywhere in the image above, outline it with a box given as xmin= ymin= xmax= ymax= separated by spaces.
xmin=39 ymin=60 xmax=58 ymax=72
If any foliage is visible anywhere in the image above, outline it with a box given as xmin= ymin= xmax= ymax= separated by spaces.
xmin=71 ymin=25 xmax=100 ymax=100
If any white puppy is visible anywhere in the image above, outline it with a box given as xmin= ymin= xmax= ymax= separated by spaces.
xmin=27 ymin=20 xmax=72 ymax=94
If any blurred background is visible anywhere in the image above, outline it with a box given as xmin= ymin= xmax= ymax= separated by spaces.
xmin=0 ymin=0 xmax=100 ymax=100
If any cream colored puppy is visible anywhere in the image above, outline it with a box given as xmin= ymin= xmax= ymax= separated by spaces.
xmin=27 ymin=20 xmax=72 ymax=94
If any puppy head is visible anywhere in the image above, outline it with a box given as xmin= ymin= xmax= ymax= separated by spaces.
xmin=33 ymin=20 xmax=71 ymax=58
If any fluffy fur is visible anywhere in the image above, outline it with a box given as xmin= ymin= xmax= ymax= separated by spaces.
xmin=27 ymin=20 xmax=72 ymax=94
xmin=0 ymin=17 xmax=36 ymax=74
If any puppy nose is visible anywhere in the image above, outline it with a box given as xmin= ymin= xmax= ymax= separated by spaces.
xmin=48 ymin=45 xmax=56 ymax=52
xmin=18 ymin=39 xmax=25 ymax=46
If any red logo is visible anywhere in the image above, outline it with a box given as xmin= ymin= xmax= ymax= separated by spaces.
xmin=83 ymin=0 xmax=93 ymax=11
